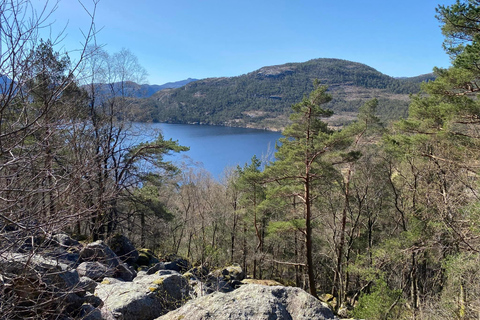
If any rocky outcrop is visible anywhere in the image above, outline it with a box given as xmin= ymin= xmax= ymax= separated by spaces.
xmin=95 ymin=271 xmax=192 ymax=320
xmin=156 ymin=284 xmax=338 ymax=320
xmin=0 ymin=232 xmax=201 ymax=319
xmin=0 ymin=251 xmax=84 ymax=318
xmin=80 ymin=240 xmax=137 ymax=281
xmin=1 ymin=233 xmax=344 ymax=320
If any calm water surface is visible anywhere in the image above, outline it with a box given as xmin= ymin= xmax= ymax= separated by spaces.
xmin=134 ymin=123 xmax=283 ymax=179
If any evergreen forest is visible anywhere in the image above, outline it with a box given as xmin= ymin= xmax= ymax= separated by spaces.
xmin=3 ymin=1 xmax=480 ymax=319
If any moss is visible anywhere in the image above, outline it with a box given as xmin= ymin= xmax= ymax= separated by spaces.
xmin=183 ymin=272 xmax=194 ymax=279
xmin=101 ymin=279 xmax=111 ymax=285
xmin=138 ymin=248 xmax=155 ymax=256
xmin=152 ymin=278 xmax=164 ymax=285
xmin=148 ymin=287 xmax=157 ymax=292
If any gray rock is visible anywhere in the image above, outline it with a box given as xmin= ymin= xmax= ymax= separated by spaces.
xmin=80 ymin=241 xmax=120 ymax=268
xmin=46 ymin=249 xmax=81 ymax=268
xmin=187 ymin=265 xmax=209 ymax=279
xmin=107 ymin=235 xmax=139 ymax=265
xmin=155 ymin=269 xmax=179 ymax=276
xmin=209 ymin=263 xmax=245 ymax=281
xmin=77 ymin=261 xmax=115 ymax=281
xmin=52 ymin=233 xmax=80 ymax=247
xmin=116 ymin=262 xmax=137 ymax=281
xmin=146 ymin=262 xmax=165 ymax=275
xmin=95 ymin=272 xmax=191 ymax=320
xmin=163 ymin=255 xmax=191 ymax=273
xmin=100 ymin=307 xmax=124 ymax=320
xmin=137 ymin=249 xmax=160 ymax=267
xmin=0 ymin=252 xmax=80 ymax=290
xmin=156 ymin=284 xmax=338 ymax=320
xmin=136 ymin=270 xmax=148 ymax=278
xmin=39 ymin=233 xmax=82 ymax=268
xmin=78 ymin=276 xmax=98 ymax=293
xmin=79 ymin=304 xmax=103 ymax=320
xmin=188 ymin=279 xmax=209 ymax=298
xmin=100 ymin=277 xmax=125 ymax=285
xmin=0 ymin=252 xmax=83 ymax=317
xmin=79 ymin=241 xmax=137 ymax=281
xmin=84 ymin=293 xmax=104 ymax=308
xmin=205 ymin=263 xmax=245 ymax=293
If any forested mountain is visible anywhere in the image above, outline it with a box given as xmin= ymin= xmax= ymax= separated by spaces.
xmin=133 ymin=58 xmax=434 ymax=129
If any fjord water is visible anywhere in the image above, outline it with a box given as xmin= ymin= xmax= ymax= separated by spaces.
xmin=134 ymin=123 xmax=283 ymax=179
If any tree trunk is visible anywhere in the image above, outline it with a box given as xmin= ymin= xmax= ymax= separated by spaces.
xmin=336 ymin=167 xmax=352 ymax=309
xmin=305 ymin=175 xmax=318 ymax=298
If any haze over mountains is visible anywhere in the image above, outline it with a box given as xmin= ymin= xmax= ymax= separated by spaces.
xmin=131 ymin=58 xmax=435 ymax=130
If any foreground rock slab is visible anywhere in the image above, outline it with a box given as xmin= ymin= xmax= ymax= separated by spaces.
xmin=156 ymin=284 xmax=338 ymax=320
xmin=95 ymin=272 xmax=191 ymax=320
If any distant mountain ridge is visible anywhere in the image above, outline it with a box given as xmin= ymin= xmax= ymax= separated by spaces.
xmin=85 ymin=78 xmax=198 ymax=99
xmin=140 ymin=78 xmax=198 ymax=97
xmin=131 ymin=58 xmax=435 ymax=130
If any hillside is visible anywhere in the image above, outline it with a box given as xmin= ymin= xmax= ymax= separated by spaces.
xmin=133 ymin=58 xmax=434 ymax=130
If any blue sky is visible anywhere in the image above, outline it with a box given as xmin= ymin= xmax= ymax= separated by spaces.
xmin=37 ymin=0 xmax=456 ymax=85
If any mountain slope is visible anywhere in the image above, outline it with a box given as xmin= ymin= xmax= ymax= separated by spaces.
xmin=135 ymin=58 xmax=433 ymax=130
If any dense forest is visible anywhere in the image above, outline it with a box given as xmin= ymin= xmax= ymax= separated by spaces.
xmin=2 ymin=0 xmax=480 ymax=319
xmin=132 ymin=59 xmax=434 ymax=130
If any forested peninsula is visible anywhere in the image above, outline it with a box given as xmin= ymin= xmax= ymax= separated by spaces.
xmin=2 ymin=1 xmax=480 ymax=320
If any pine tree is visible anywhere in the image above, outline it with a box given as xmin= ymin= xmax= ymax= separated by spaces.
xmin=264 ymin=81 xmax=338 ymax=297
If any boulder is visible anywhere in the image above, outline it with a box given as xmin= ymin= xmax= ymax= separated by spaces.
xmin=79 ymin=240 xmax=120 ymax=268
xmin=163 ymin=255 xmax=191 ymax=273
xmin=106 ymin=234 xmax=139 ymax=265
xmin=95 ymin=271 xmax=192 ymax=320
xmin=43 ymin=233 xmax=82 ymax=267
xmin=156 ymin=284 xmax=338 ymax=320
xmin=83 ymin=293 xmax=103 ymax=308
xmin=79 ymin=304 xmax=103 ymax=320
xmin=79 ymin=241 xmax=137 ymax=281
xmin=52 ymin=233 xmax=80 ymax=247
xmin=116 ymin=262 xmax=137 ymax=281
xmin=146 ymin=262 xmax=165 ymax=275
xmin=204 ymin=263 xmax=245 ymax=293
xmin=44 ymin=247 xmax=82 ymax=268
xmin=78 ymin=276 xmax=98 ymax=293
xmin=77 ymin=262 xmax=115 ymax=281
xmin=187 ymin=265 xmax=209 ymax=279
xmin=0 ymin=252 xmax=80 ymax=290
xmin=209 ymin=263 xmax=244 ymax=281
xmin=0 ymin=252 xmax=83 ymax=318
xmin=137 ymin=248 xmax=160 ymax=267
